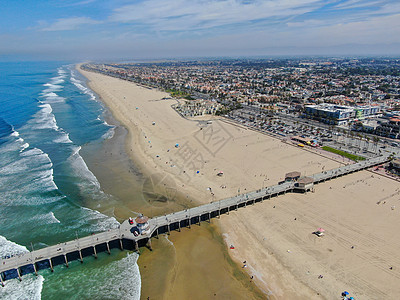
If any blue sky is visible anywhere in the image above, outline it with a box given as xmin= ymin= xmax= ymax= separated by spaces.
xmin=1 ymin=0 xmax=399 ymax=60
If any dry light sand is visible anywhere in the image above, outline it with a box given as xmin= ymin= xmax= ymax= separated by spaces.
xmin=79 ymin=67 xmax=400 ymax=300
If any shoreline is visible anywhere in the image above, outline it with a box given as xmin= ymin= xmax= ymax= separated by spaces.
xmin=76 ymin=65 xmax=325 ymax=299
xmin=78 ymin=65 xmax=400 ymax=299
xmin=77 ymin=65 xmax=269 ymax=299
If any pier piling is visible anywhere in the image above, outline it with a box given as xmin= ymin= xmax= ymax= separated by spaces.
xmin=0 ymin=156 xmax=388 ymax=282
xmin=79 ymin=250 xmax=83 ymax=263
xmin=49 ymin=258 xmax=54 ymax=272
xmin=146 ymin=239 xmax=152 ymax=251
xmin=134 ymin=241 xmax=139 ymax=253
xmin=106 ymin=242 xmax=111 ymax=254
xmin=64 ymin=255 xmax=69 ymax=267
xmin=16 ymin=268 xmax=22 ymax=281
xmin=33 ymin=263 xmax=38 ymax=275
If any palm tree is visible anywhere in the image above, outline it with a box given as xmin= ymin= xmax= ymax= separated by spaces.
xmin=356 ymin=133 xmax=362 ymax=151
xmin=372 ymin=136 xmax=380 ymax=153
xmin=349 ymin=132 xmax=355 ymax=147
xmin=365 ymin=135 xmax=370 ymax=152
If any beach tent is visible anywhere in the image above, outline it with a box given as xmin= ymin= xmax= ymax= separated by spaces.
xmin=314 ymin=228 xmax=325 ymax=237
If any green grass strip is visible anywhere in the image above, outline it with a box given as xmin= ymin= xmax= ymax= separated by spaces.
xmin=321 ymin=146 xmax=366 ymax=161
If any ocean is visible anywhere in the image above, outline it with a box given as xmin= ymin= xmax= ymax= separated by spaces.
xmin=0 ymin=62 xmax=141 ymax=299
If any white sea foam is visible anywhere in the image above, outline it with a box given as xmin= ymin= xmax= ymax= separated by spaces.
xmin=80 ymin=207 xmax=119 ymax=229
xmin=30 ymin=104 xmax=59 ymax=131
xmin=20 ymin=143 xmax=29 ymax=152
xmin=0 ymin=236 xmax=43 ymax=300
xmin=42 ymin=83 xmax=62 ymax=93
xmin=42 ymin=92 xmax=65 ymax=103
xmin=43 ymin=92 xmax=58 ymax=97
xmin=51 ymin=78 xmax=64 ymax=85
xmin=68 ymin=146 xmax=101 ymax=191
xmin=0 ymin=236 xmax=28 ymax=257
xmin=47 ymin=251 xmax=140 ymax=300
xmin=49 ymin=211 xmax=61 ymax=223
xmin=71 ymin=75 xmax=96 ymax=100
xmin=53 ymin=132 xmax=72 ymax=144
xmin=165 ymin=234 xmax=174 ymax=246
xmin=32 ymin=211 xmax=61 ymax=224
xmin=10 ymin=131 xmax=19 ymax=137
xmin=71 ymin=145 xmax=81 ymax=157
xmin=0 ymin=139 xmax=59 ymax=205
xmin=0 ymin=274 xmax=43 ymax=300
xmin=19 ymin=147 xmax=47 ymax=157
xmin=101 ymin=127 xmax=115 ymax=140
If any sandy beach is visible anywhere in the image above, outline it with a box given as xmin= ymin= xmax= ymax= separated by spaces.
xmin=79 ymin=66 xmax=400 ymax=299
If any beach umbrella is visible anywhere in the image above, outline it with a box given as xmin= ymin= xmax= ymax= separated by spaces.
xmin=317 ymin=228 xmax=325 ymax=232
xmin=349 ymin=297 xmax=354 ymax=300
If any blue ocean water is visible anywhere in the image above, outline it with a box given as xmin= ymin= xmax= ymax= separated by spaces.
xmin=0 ymin=62 xmax=140 ymax=299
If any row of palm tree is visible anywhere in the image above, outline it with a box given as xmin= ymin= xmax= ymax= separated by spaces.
xmin=329 ymin=126 xmax=381 ymax=153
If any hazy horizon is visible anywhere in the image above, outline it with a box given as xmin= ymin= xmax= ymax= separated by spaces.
xmin=1 ymin=0 xmax=400 ymax=61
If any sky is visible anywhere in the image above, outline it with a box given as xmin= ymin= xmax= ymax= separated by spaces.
xmin=1 ymin=0 xmax=400 ymax=61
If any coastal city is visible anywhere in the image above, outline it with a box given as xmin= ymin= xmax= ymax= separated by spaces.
xmin=3 ymin=1 xmax=400 ymax=299
xmin=83 ymin=58 xmax=400 ymax=139
xmin=83 ymin=59 xmax=400 ymax=174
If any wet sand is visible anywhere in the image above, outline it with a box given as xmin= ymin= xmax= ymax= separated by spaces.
xmin=139 ymin=223 xmax=267 ymax=300
xmin=80 ymin=113 xmax=194 ymax=220
xmin=78 ymin=67 xmax=266 ymax=299
xmin=79 ymin=66 xmax=400 ymax=299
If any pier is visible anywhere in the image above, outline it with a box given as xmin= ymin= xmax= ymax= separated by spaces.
xmin=0 ymin=155 xmax=389 ymax=285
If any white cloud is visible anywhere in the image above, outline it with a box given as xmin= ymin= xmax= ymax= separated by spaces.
xmin=315 ymin=13 xmax=400 ymax=45
xmin=41 ymin=17 xmax=101 ymax=31
xmin=334 ymin=0 xmax=384 ymax=10
xmin=287 ymin=19 xmax=324 ymax=28
xmin=109 ymin=0 xmax=324 ymax=31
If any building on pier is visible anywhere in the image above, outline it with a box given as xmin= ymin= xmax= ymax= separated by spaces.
xmin=135 ymin=214 xmax=150 ymax=235
xmin=0 ymin=155 xmax=389 ymax=285
xmin=285 ymin=171 xmax=301 ymax=182
xmin=295 ymin=177 xmax=314 ymax=192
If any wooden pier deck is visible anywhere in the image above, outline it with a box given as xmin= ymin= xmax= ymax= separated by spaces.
xmin=0 ymin=155 xmax=389 ymax=285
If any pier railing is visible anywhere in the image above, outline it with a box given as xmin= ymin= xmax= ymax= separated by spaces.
xmin=0 ymin=155 xmax=389 ymax=285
